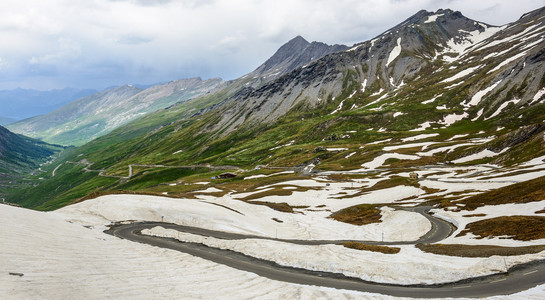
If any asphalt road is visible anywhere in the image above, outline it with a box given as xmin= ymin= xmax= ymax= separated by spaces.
xmin=105 ymin=207 xmax=545 ymax=298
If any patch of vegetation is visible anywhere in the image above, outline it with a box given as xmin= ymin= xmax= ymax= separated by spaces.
xmin=340 ymin=242 xmax=400 ymax=254
xmin=457 ymin=216 xmax=545 ymax=241
xmin=441 ymin=175 xmax=545 ymax=210
xmin=416 ymin=243 xmax=545 ymax=257
xmin=329 ymin=204 xmax=382 ymax=225
xmin=238 ymin=185 xmax=320 ymax=201
xmin=248 ymin=201 xmax=295 ymax=213
xmin=463 ymin=213 xmax=487 ymax=217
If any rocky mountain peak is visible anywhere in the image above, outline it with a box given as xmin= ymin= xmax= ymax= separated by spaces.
xmin=249 ymin=35 xmax=348 ymax=81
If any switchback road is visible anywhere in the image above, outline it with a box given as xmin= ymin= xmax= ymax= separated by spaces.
xmin=105 ymin=206 xmax=545 ymax=298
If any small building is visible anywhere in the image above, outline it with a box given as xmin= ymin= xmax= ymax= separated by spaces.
xmin=409 ymin=172 xmax=419 ymax=180
xmin=217 ymin=172 xmax=237 ymax=179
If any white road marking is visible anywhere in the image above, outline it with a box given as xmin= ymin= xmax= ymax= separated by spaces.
xmin=524 ymin=270 xmax=538 ymax=276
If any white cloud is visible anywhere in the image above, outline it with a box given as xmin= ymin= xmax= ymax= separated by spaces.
xmin=29 ymin=38 xmax=81 ymax=65
xmin=0 ymin=0 xmax=543 ymax=90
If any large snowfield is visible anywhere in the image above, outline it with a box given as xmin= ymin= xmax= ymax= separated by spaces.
xmin=3 ymin=154 xmax=545 ymax=299
xmin=2 ymin=171 xmax=545 ymax=299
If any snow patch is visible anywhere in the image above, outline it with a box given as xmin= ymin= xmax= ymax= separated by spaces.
xmin=466 ymin=81 xmax=502 ymax=107
xmin=402 ymin=133 xmax=440 ymax=142
xmin=361 ymin=153 xmax=420 ymax=169
xmin=386 ymin=37 xmax=402 ymax=66
xmin=411 ymin=121 xmax=432 ymax=131
xmin=441 ymin=66 xmax=481 ymax=83
xmin=438 ymin=112 xmax=468 ymax=126
xmin=488 ymin=51 xmax=528 ymax=73
xmin=424 ymin=14 xmax=443 ymax=23
xmin=453 ymin=148 xmax=508 ymax=163
xmin=530 ymin=87 xmax=545 ymax=104
xmin=485 ymin=98 xmax=521 ymax=120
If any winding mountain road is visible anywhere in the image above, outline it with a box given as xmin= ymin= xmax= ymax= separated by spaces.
xmin=105 ymin=206 xmax=545 ymax=298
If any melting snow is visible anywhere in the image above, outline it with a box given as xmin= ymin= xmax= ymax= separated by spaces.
xmin=447 ymin=134 xmax=469 ymax=141
xmin=531 ymin=87 xmax=545 ymax=104
xmin=330 ymin=99 xmax=346 ymax=115
xmin=485 ymin=98 xmax=521 ymax=120
xmin=439 ymin=112 xmax=469 ymax=126
xmin=421 ymin=94 xmax=442 ymax=104
xmin=441 ymin=66 xmax=481 ymax=83
xmin=386 ymin=37 xmax=402 ymax=66
xmin=361 ymin=153 xmax=420 ymax=169
xmin=345 ymin=152 xmax=356 ymax=159
xmin=425 ymin=14 xmax=443 ymax=23
xmin=271 ymin=140 xmax=295 ymax=150
xmin=410 ymin=121 xmax=432 ymax=131
xmin=452 ymin=149 xmax=504 ymax=163
xmin=488 ymin=51 xmax=528 ymax=73
xmin=367 ymin=138 xmax=392 ymax=145
xmin=402 ymin=133 xmax=440 ymax=142
xmin=471 ymin=108 xmax=484 ymax=121
xmin=466 ymin=81 xmax=502 ymax=107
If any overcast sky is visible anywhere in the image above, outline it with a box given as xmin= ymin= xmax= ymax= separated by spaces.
xmin=0 ymin=0 xmax=543 ymax=90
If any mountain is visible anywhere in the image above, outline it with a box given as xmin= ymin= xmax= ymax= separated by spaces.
xmin=7 ymin=78 xmax=224 ymax=146
xmin=7 ymin=7 xmax=545 ymax=210
xmin=247 ymin=36 xmax=348 ymax=83
xmin=0 ymin=87 xmax=97 ymax=121
xmin=0 ymin=116 xmax=16 ymax=126
xmin=0 ymin=125 xmax=64 ymax=200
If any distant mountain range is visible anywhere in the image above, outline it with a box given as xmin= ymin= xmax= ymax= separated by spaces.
xmin=5 ymin=6 xmax=545 ymax=209
xmin=0 ymin=87 xmax=97 ymax=121
xmin=7 ymin=78 xmax=224 ymax=146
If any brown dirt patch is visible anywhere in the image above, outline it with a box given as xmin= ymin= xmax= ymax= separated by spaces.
xmin=416 ymin=243 xmax=545 ymax=257
xmin=457 ymin=216 xmax=545 ymax=241
xmin=340 ymin=242 xmax=400 ymax=254
xmin=238 ymin=185 xmax=319 ymax=201
xmin=463 ymin=213 xmax=486 ymax=217
xmin=329 ymin=204 xmax=382 ymax=225
xmin=249 ymin=201 xmax=295 ymax=213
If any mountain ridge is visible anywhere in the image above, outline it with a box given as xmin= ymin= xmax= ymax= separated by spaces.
xmin=7 ymin=78 xmax=224 ymax=146
xmin=6 ymin=6 xmax=545 ymax=209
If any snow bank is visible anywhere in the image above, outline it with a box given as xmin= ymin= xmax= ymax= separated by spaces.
xmin=1 ymin=204 xmax=375 ymax=299
xmin=143 ymin=225 xmax=545 ymax=285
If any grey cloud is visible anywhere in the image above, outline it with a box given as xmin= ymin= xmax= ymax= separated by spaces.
xmin=117 ymin=35 xmax=154 ymax=45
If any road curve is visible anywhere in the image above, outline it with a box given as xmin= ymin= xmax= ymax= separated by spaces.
xmin=105 ymin=207 xmax=545 ymax=298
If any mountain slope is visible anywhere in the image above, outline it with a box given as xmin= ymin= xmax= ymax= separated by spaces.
xmin=9 ymin=7 xmax=545 ymax=209
xmin=7 ymin=78 xmax=224 ymax=146
xmin=0 ymin=125 xmax=64 ymax=200
xmin=0 ymin=87 xmax=97 ymax=121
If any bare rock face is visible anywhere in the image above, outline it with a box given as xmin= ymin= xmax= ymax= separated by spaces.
xmin=488 ymin=124 xmax=544 ymax=152
xmin=248 ymin=36 xmax=349 ymax=82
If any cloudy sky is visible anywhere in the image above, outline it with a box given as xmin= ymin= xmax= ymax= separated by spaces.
xmin=0 ymin=0 xmax=544 ymax=90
